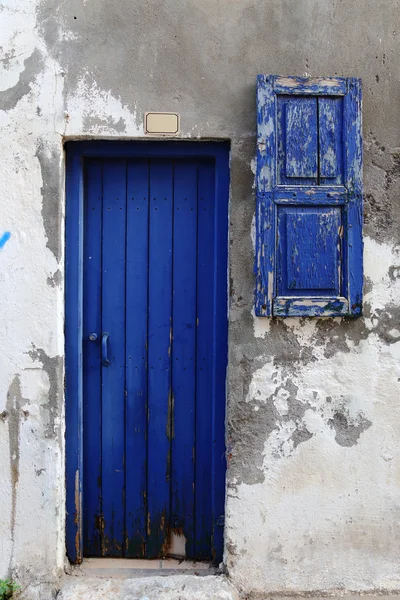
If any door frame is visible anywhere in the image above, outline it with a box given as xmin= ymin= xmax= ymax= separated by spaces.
xmin=65 ymin=140 xmax=230 ymax=563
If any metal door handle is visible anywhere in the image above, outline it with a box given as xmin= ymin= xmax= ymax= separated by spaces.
xmin=102 ymin=332 xmax=111 ymax=367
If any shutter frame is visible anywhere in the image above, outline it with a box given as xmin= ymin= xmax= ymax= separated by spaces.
xmin=255 ymin=74 xmax=363 ymax=317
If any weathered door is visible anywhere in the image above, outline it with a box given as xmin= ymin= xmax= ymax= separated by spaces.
xmin=80 ymin=152 xmax=227 ymax=561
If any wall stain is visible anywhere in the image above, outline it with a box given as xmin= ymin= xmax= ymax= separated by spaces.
xmin=0 ymin=49 xmax=43 ymax=111
xmin=388 ymin=265 xmax=400 ymax=281
xmin=364 ymin=143 xmax=400 ymax=245
xmin=1 ymin=45 xmax=19 ymax=70
xmin=372 ymin=305 xmax=400 ymax=343
xmin=328 ymin=410 xmax=372 ymax=447
xmin=6 ymin=375 xmax=26 ymax=574
xmin=312 ymin=317 xmax=369 ymax=358
xmin=83 ymin=114 xmax=126 ymax=133
xmin=229 ymin=306 xmax=378 ymax=485
xmin=228 ymin=355 xmax=274 ymax=485
xmin=28 ymin=344 xmax=63 ymax=440
xmin=47 ymin=269 xmax=62 ymax=287
xmin=35 ymin=140 xmax=62 ymax=262
xmin=290 ymin=426 xmax=313 ymax=449
xmin=312 ymin=302 xmax=400 ymax=354
xmin=363 ymin=276 xmax=374 ymax=296
xmin=228 ymin=310 xmax=320 ymax=485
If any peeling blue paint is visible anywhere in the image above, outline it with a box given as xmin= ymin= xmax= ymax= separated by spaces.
xmin=255 ymin=75 xmax=363 ymax=318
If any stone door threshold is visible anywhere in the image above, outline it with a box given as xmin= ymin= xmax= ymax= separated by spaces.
xmin=70 ymin=557 xmax=218 ymax=579
xmin=58 ymin=573 xmax=238 ymax=600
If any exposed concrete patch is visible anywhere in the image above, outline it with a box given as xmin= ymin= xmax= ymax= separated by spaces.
xmin=229 ymin=351 xmax=376 ymax=486
xmin=35 ymin=141 xmax=63 ymax=262
xmin=27 ymin=345 xmax=63 ymax=440
xmin=312 ymin=318 xmax=370 ymax=358
xmin=228 ymin=358 xmax=316 ymax=485
xmin=0 ymin=48 xmax=43 ymax=110
xmin=363 ymin=276 xmax=374 ymax=296
xmin=328 ymin=411 xmax=372 ymax=447
xmin=5 ymin=375 xmax=24 ymax=574
xmin=0 ymin=43 xmax=19 ymax=70
xmin=47 ymin=269 xmax=62 ymax=287
xmin=62 ymin=70 xmax=142 ymax=136
xmin=371 ymin=305 xmax=400 ymax=344
xmin=83 ymin=114 xmax=126 ymax=133
xmin=388 ymin=266 xmax=400 ymax=281
xmin=290 ymin=425 xmax=313 ymax=449
xmin=227 ymin=355 xmax=276 ymax=485
xmin=364 ymin=142 xmax=400 ymax=245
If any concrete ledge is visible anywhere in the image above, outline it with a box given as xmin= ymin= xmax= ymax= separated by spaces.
xmin=57 ymin=574 xmax=239 ymax=600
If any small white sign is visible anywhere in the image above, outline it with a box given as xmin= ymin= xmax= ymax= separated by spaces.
xmin=145 ymin=112 xmax=180 ymax=135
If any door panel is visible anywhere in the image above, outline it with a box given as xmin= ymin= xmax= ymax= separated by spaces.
xmin=82 ymin=154 xmax=226 ymax=561
xmin=125 ymin=159 xmax=149 ymax=558
xmin=101 ymin=161 xmax=126 ymax=556
xmin=171 ymin=161 xmax=198 ymax=557
xmin=82 ymin=160 xmax=102 ymax=557
xmin=194 ymin=161 xmax=215 ymax=558
xmin=147 ymin=159 xmax=174 ymax=557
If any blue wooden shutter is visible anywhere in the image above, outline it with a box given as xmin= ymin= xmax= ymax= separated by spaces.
xmin=255 ymin=75 xmax=363 ymax=317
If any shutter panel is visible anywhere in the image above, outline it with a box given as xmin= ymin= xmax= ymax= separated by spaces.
xmin=255 ymin=75 xmax=363 ymax=317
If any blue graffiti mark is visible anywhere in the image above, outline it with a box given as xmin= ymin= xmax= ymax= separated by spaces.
xmin=0 ymin=232 xmax=11 ymax=249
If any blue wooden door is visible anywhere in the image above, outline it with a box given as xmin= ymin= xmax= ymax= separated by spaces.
xmin=81 ymin=154 xmax=227 ymax=561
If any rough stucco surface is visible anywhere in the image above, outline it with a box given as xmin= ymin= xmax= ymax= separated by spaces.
xmin=0 ymin=0 xmax=399 ymax=598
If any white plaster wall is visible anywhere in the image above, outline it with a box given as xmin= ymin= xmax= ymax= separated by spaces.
xmin=0 ymin=2 xmax=64 ymax=594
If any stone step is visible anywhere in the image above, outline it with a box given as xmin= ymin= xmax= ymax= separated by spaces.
xmin=57 ymin=574 xmax=239 ymax=600
xmin=71 ymin=557 xmax=218 ymax=579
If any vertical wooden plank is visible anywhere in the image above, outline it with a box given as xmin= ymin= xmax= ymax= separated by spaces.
xmin=101 ymin=159 xmax=127 ymax=556
xmin=319 ymin=97 xmax=343 ymax=183
xmin=125 ymin=159 xmax=149 ymax=557
xmin=147 ymin=158 xmax=173 ymax=558
xmin=194 ymin=160 xmax=215 ymax=559
xmin=285 ymin=97 xmax=318 ymax=178
xmin=82 ymin=160 xmax=103 ymax=556
xmin=212 ymin=150 xmax=229 ymax=563
xmin=256 ymin=74 xmax=276 ymax=192
xmin=170 ymin=161 xmax=197 ymax=558
xmin=65 ymin=148 xmax=84 ymax=563
xmin=277 ymin=96 xmax=318 ymax=186
xmin=344 ymin=78 xmax=363 ymax=316
xmin=254 ymin=191 xmax=275 ymax=317
xmin=255 ymin=75 xmax=276 ymax=316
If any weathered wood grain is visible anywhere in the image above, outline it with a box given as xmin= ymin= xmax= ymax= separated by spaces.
xmin=255 ymin=75 xmax=363 ymax=317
